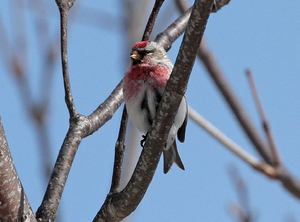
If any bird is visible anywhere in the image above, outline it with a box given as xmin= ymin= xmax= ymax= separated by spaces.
xmin=123 ymin=41 xmax=188 ymax=174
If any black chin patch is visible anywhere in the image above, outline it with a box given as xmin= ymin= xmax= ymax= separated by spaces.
xmin=132 ymin=59 xmax=143 ymax=65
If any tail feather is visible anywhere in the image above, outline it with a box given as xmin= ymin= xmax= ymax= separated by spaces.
xmin=163 ymin=141 xmax=185 ymax=174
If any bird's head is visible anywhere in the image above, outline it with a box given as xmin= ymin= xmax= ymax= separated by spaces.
xmin=130 ymin=41 xmax=168 ymax=65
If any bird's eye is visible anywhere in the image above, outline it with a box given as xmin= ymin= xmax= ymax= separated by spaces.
xmin=145 ymin=50 xmax=151 ymax=54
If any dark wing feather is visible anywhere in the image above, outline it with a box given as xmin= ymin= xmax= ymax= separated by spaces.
xmin=163 ymin=141 xmax=185 ymax=174
xmin=177 ymin=96 xmax=188 ymax=143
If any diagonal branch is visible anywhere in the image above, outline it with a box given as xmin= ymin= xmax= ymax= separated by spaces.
xmin=176 ymin=0 xmax=274 ymax=167
xmin=155 ymin=6 xmax=193 ymax=51
xmin=246 ymin=69 xmax=281 ymax=166
xmin=198 ymin=40 xmax=274 ymax=165
xmin=190 ymin=106 xmax=300 ymax=199
xmin=110 ymin=106 xmax=128 ymax=193
xmin=36 ymin=118 xmax=84 ymax=221
xmin=93 ymin=0 xmax=214 ymax=221
xmin=176 ymin=0 xmax=300 ymax=200
xmin=189 ymin=107 xmax=276 ymax=177
xmin=228 ymin=165 xmax=255 ymax=222
xmin=142 ymin=0 xmax=165 ymax=41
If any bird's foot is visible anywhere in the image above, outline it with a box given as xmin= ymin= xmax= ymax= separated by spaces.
xmin=140 ymin=133 xmax=148 ymax=148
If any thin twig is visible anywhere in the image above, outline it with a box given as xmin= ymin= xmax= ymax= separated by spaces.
xmin=29 ymin=0 xmax=50 ymax=55
xmin=199 ymin=39 xmax=275 ymax=164
xmin=246 ymin=69 xmax=281 ymax=166
xmin=0 ymin=11 xmax=13 ymax=72
xmin=110 ymin=106 xmax=128 ymax=193
xmin=228 ymin=165 xmax=256 ymax=222
xmin=189 ymin=107 xmax=258 ymax=164
xmin=190 ymin=108 xmax=300 ymax=197
xmin=56 ymin=0 xmax=77 ymax=117
xmin=12 ymin=0 xmax=28 ymax=72
xmin=30 ymin=0 xmax=60 ymax=185
xmin=189 ymin=107 xmax=277 ymax=178
xmin=142 ymin=0 xmax=165 ymax=41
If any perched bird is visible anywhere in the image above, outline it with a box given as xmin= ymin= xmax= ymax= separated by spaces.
xmin=123 ymin=41 xmax=188 ymax=174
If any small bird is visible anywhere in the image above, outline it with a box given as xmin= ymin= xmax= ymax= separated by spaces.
xmin=123 ymin=41 xmax=188 ymax=174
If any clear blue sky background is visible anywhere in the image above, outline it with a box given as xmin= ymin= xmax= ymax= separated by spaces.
xmin=1 ymin=0 xmax=300 ymax=221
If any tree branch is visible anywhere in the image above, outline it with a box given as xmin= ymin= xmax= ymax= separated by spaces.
xmin=36 ymin=80 xmax=124 ymax=221
xmin=109 ymin=0 xmax=165 ymax=199
xmin=246 ymin=69 xmax=281 ymax=166
xmin=199 ymin=36 xmax=275 ymax=166
xmin=176 ymin=0 xmax=300 ymax=200
xmin=176 ymin=0 xmax=274 ymax=167
xmin=0 ymin=117 xmax=36 ymax=222
xmin=93 ymin=0 xmax=214 ymax=221
xmin=211 ymin=0 xmax=231 ymax=12
xmin=142 ymin=0 xmax=165 ymax=41
xmin=56 ymin=0 xmax=77 ymax=118
xmin=110 ymin=106 xmax=128 ymax=193
xmin=228 ymin=165 xmax=255 ymax=222
xmin=155 ymin=6 xmax=193 ymax=51
xmin=189 ymin=107 xmax=277 ymax=177
xmin=190 ymin=106 xmax=300 ymax=199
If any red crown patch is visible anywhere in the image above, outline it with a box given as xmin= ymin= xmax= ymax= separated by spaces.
xmin=132 ymin=41 xmax=148 ymax=49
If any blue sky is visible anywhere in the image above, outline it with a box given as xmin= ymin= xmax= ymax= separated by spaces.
xmin=1 ymin=0 xmax=300 ymax=221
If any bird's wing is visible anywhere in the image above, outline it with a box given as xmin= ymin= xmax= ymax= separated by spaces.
xmin=177 ymin=95 xmax=188 ymax=143
xmin=163 ymin=141 xmax=185 ymax=174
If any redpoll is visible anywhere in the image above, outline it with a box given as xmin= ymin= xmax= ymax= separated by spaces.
xmin=123 ymin=41 xmax=188 ymax=174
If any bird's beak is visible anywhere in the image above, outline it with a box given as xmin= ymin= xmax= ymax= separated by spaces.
xmin=130 ymin=50 xmax=141 ymax=61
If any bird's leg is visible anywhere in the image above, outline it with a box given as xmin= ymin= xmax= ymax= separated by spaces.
xmin=140 ymin=132 xmax=149 ymax=148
